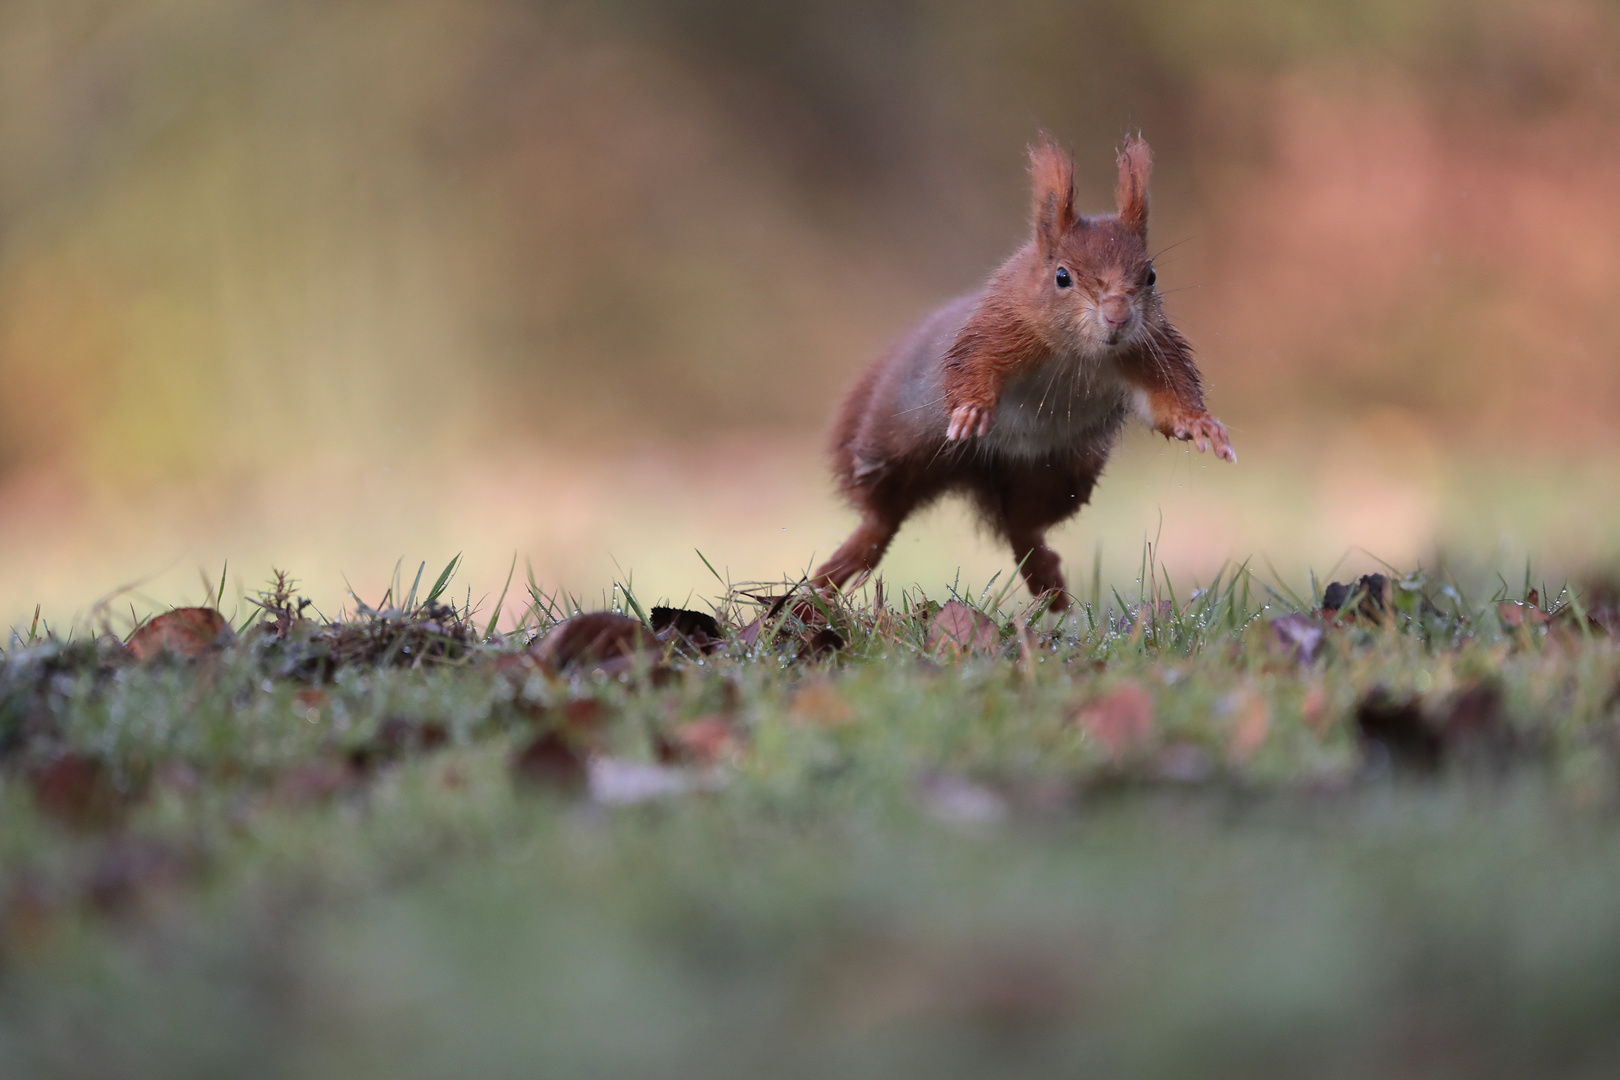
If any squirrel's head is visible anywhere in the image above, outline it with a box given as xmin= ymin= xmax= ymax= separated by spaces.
xmin=1027 ymin=133 xmax=1158 ymax=352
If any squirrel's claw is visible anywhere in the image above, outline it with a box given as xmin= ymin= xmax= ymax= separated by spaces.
xmin=947 ymin=404 xmax=993 ymax=441
xmin=1173 ymin=414 xmax=1236 ymax=462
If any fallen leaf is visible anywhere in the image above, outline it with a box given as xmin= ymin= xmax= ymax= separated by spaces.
xmin=346 ymin=716 xmax=452 ymax=773
xmin=804 ymin=626 xmax=846 ymax=659
xmin=490 ymin=651 xmax=542 ymax=682
xmin=274 ymin=759 xmax=361 ymax=804
xmin=1580 ymin=577 xmax=1620 ymax=635
xmin=1301 ymin=680 xmax=1330 ymax=734
xmin=126 ymin=608 xmax=235 ymax=662
xmin=736 ymin=591 xmax=822 ymax=651
xmin=1497 ymin=600 xmax=1550 ymax=628
xmin=530 ymin=613 xmax=655 ymax=676
xmin=1355 ymin=690 xmax=1441 ymax=773
xmin=1070 ymin=682 xmax=1155 ymax=758
xmin=1268 ymin=613 xmax=1324 ymax=664
xmin=737 ymin=617 xmax=768 ymax=650
xmin=1321 ymin=574 xmax=1390 ymax=621
xmin=1356 ymin=681 xmax=1519 ymax=775
xmin=791 ymin=677 xmax=854 ymax=727
xmin=1226 ymin=689 xmax=1271 ymax=761
xmin=587 ymin=757 xmax=722 ymax=805
xmin=659 ymin=716 xmax=739 ymax=765
xmin=927 ymin=600 xmax=999 ymax=658
xmin=1443 ymin=681 xmax=1502 ymax=737
xmin=27 ymin=753 xmax=134 ymax=830
xmin=650 ymin=606 xmax=724 ymax=654
xmin=83 ymin=837 xmax=194 ymax=917
xmin=510 ymin=730 xmax=588 ymax=794
xmin=557 ymin=698 xmax=609 ymax=732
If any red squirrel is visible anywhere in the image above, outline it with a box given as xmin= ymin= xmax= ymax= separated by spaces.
xmin=813 ymin=133 xmax=1234 ymax=610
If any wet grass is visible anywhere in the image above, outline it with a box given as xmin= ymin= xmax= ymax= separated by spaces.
xmin=2 ymin=560 xmax=1620 ymax=1078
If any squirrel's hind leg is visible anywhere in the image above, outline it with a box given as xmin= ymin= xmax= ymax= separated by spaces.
xmin=1008 ymin=532 xmax=1068 ymax=611
xmin=818 ymin=452 xmax=949 ymax=593
xmin=975 ymin=459 xmax=1100 ymax=611
xmin=813 ymin=513 xmax=900 ymax=591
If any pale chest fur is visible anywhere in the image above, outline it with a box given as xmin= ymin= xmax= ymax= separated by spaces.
xmin=978 ymin=351 xmax=1132 ymax=460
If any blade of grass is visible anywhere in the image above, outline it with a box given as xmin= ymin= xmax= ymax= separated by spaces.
xmin=1259 ymin=554 xmax=1308 ymax=612
xmin=695 ymin=549 xmax=726 ymax=589
xmin=483 ymin=554 xmax=519 ymax=640
xmin=610 ymin=558 xmax=650 ymax=625
xmin=423 ymin=554 xmax=460 ymax=608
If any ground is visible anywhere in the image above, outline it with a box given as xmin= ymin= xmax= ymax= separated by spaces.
xmin=2 ymin=561 xmax=1619 ymax=1079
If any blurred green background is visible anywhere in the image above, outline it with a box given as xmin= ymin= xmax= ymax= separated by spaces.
xmin=3 ymin=0 xmax=1620 ymax=627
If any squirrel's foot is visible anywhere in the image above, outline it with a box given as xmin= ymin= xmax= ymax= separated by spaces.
xmin=946 ymin=404 xmax=994 ymax=441
xmin=1172 ymin=414 xmax=1236 ymax=462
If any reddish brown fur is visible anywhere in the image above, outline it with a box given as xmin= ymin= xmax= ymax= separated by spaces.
xmin=1115 ymin=137 xmax=1151 ymax=237
xmin=815 ymin=133 xmax=1233 ymax=609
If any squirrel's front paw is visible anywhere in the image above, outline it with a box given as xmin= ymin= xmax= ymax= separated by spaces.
xmin=946 ymin=404 xmax=994 ymax=441
xmin=1173 ymin=414 xmax=1236 ymax=462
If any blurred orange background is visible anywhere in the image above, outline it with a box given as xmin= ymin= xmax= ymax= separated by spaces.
xmin=3 ymin=0 xmax=1620 ymax=630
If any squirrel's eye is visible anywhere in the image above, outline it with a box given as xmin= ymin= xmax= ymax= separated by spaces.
xmin=1145 ymin=265 xmax=1157 ymax=287
xmin=1055 ymin=267 xmax=1072 ymax=289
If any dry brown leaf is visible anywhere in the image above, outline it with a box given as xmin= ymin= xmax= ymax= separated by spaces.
xmin=274 ymin=759 xmax=361 ymax=805
xmin=1070 ymin=681 xmax=1155 ymax=758
xmin=529 ymin=612 xmax=655 ymax=675
xmin=661 ymin=716 xmax=739 ymax=765
xmin=489 ymin=651 xmax=542 ymax=683
xmin=1226 ymin=689 xmax=1271 ymax=762
xmin=804 ymin=626 xmax=846 ymax=659
xmin=927 ymin=600 xmax=998 ymax=659
xmin=27 ymin=752 xmax=135 ymax=830
xmin=1357 ymin=682 xmax=1515 ymax=775
xmin=83 ymin=837 xmax=195 ymax=917
xmin=1320 ymin=574 xmax=1391 ymax=622
xmin=510 ymin=730 xmax=588 ymax=794
xmin=1355 ymin=690 xmax=1441 ymax=772
xmin=346 ymin=716 xmax=452 ymax=774
xmin=649 ymin=606 xmax=724 ymax=654
xmin=790 ymin=677 xmax=854 ymax=727
xmin=126 ymin=608 xmax=235 ymax=662
xmin=1497 ymin=600 xmax=1550 ymax=628
xmin=1301 ymin=680 xmax=1330 ymax=735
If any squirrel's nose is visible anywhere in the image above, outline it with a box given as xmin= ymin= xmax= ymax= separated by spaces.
xmin=1099 ymin=296 xmax=1132 ymax=328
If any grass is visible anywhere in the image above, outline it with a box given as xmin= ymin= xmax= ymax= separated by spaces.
xmin=2 ymin=558 xmax=1620 ymax=1078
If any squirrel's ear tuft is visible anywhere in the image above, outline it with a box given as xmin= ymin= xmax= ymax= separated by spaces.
xmin=1029 ymin=133 xmax=1077 ymax=252
xmin=1115 ymin=134 xmax=1152 ymax=237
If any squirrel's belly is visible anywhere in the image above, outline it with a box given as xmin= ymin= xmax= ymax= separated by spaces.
xmin=983 ymin=360 xmax=1129 ymax=460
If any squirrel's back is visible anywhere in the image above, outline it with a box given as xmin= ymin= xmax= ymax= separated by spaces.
xmin=830 ymin=292 xmax=978 ymax=485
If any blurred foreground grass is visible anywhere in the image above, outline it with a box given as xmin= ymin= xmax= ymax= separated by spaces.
xmin=3 ymin=562 xmax=1620 ymax=1078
